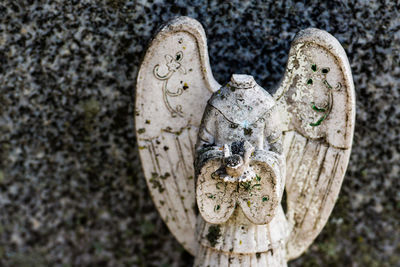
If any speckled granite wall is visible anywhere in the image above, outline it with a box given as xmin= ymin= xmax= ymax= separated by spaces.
xmin=0 ymin=0 xmax=399 ymax=266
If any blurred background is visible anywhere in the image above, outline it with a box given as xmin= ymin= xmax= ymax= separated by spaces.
xmin=0 ymin=0 xmax=399 ymax=266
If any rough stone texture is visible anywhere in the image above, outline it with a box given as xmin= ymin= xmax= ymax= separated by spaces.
xmin=0 ymin=0 xmax=399 ymax=266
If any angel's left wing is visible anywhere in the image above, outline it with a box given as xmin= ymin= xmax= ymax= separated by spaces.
xmin=135 ymin=17 xmax=220 ymax=255
xmin=273 ymin=28 xmax=355 ymax=260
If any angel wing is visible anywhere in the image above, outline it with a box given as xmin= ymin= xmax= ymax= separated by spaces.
xmin=135 ymin=17 xmax=220 ymax=255
xmin=273 ymin=28 xmax=355 ymax=260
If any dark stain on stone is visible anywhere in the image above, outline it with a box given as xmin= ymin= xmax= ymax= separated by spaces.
xmin=206 ymin=225 xmax=221 ymax=247
xmin=160 ymin=172 xmax=170 ymax=179
xmin=311 ymin=64 xmax=317 ymax=72
xmin=244 ymin=127 xmax=253 ymax=136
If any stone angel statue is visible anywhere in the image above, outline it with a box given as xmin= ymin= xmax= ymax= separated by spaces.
xmin=135 ymin=17 xmax=355 ymax=266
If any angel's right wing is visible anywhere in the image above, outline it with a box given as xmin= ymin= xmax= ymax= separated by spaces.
xmin=135 ymin=17 xmax=220 ymax=255
xmin=273 ymin=28 xmax=355 ymax=260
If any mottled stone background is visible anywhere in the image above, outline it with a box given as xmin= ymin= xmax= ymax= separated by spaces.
xmin=0 ymin=0 xmax=399 ymax=266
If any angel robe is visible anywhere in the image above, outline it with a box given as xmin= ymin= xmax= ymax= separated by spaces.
xmin=194 ymin=76 xmax=289 ymax=266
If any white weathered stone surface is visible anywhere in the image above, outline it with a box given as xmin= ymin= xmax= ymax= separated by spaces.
xmin=275 ymin=28 xmax=356 ymax=260
xmin=136 ymin=17 xmax=355 ymax=266
xmin=136 ymin=17 xmax=221 ymax=255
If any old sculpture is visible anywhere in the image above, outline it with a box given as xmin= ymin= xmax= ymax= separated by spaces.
xmin=136 ymin=17 xmax=355 ymax=266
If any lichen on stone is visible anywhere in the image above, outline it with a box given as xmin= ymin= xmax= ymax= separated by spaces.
xmin=206 ymin=225 xmax=221 ymax=247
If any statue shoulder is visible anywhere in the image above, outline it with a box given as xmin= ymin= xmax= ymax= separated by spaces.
xmin=208 ymin=86 xmax=276 ymax=124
